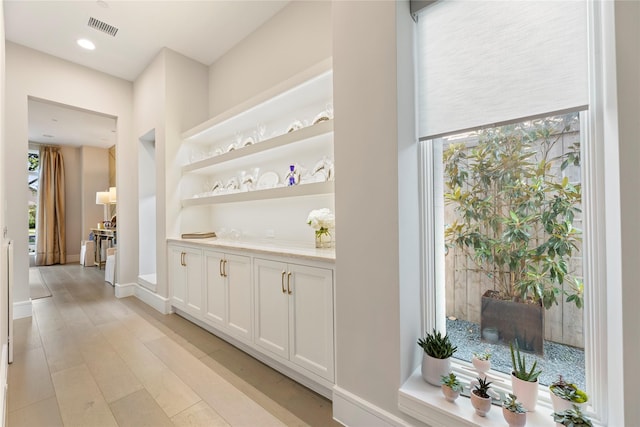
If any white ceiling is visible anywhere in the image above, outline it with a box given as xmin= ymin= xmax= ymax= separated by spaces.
xmin=5 ymin=0 xmax=290 ymax=148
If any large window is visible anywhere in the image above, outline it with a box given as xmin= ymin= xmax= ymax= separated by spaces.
xmin=415 ymin=0 xmax=605 ymax=421
xmin=425 ymin=112 xmax=585 ymax=388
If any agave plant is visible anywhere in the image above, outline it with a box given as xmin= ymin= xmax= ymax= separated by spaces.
xmin=510 ymin=340 xmax=541 ymax=382
xmin=473 ymin=377 xmax=493 ymax=399
xmin=417 ymin=329 xmax=457 ymax=359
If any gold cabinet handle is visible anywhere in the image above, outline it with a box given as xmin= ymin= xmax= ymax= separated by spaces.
xmin=281 ymin=270 xmax=286 ymax=293
xmin=180 ymin=252 xmax=186 ymax=266
xmin=223 ymin=259 xmax=228 ymax=277
xmin=287 ymin=271 xmax=292 ymax=295
xmin=219 ymin=259 xmax=224 ymax=277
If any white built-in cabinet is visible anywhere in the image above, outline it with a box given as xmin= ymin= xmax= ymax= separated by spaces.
xmin=254 ymin=258 xmax=334 ymax=381
xmin=168 ymin=60 xmax=336 ymax=396
xmin=203 ymin=250 xmax=252 ymax=344
xmin=168 ymin=240 xmax=335 ymax=393
xmin=168 ymin=244 xmax=203 ymax=317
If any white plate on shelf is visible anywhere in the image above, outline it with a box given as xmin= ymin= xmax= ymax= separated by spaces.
xmin=225 ymin=177 xmax=239 ymax=190
xmin=242 ymin=137 xmax=255 ymax=147
xmin=257 ymin=171 xmax=279 ymax=189
xmin=312 ymin=111 xmax=331 ymax=125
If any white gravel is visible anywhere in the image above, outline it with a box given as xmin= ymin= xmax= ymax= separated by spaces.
xmin=446 ymin=318 xmax=586 ymax=390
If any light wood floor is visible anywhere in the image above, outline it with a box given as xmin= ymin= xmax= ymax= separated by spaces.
xmin=8 ymin=264 xmax=338 ymax=427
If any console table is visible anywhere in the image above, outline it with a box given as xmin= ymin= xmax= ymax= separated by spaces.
xmin=91 ymin=228 xmax=116 ymax=269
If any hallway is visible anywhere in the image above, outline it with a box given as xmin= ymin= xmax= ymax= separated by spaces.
xmin=7 ymin=264 xmax=336 ymax=426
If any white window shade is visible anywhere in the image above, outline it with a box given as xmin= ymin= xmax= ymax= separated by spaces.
xmin=417 ymin=1 xmax=588 ymax=139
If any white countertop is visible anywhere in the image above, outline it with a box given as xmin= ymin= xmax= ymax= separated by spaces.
xmin=167 ymin=237 xmax=335 ymax=263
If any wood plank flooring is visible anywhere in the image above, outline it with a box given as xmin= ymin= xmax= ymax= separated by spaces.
xmin=8 ymin=264 xmax=338 ymax=427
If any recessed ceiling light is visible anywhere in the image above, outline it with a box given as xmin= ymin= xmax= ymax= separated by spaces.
xmin=77 ymin=38 xmax=95 ymax=50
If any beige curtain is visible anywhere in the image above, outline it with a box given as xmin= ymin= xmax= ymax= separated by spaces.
xmin=36 ymin=146 xmax=66 ymax=266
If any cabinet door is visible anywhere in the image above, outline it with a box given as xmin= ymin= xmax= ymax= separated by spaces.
xmin=204 ymin=250 xmax=226 ymax=328
xmin=253 ymin=258 xmax=289 ymax=359
xmin=183 ymin=247 xmax=203 ymax=317
xmin=288 ymin=263 xmax=334 ymax=381
xmin=168 ymin=245 xmax=187 ymax=310
xmin=225 ymin=253 xmax=252 ymax=342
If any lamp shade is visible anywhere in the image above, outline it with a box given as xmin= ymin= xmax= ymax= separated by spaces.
xmin=96 ymin=191 xmax=110 ymax=205
xmin=109 ymin=186 xmax=117 ymax=203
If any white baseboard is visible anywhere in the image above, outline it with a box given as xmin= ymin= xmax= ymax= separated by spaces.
xmin=332 ymin=386 xmax=414 ymax=427
xmin=13 ymin=300 xmax=32 ymax=319
xmin=114 ymin=282 xmax=136 ymax=298
xmin=115 ymin=282 xmax=171 ymax=314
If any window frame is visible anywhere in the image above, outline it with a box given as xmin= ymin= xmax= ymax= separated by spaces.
xmin=405 ymin=2 xmax=613 ymax=425
xmin=418 ymin=109 xmax=596 ymax=408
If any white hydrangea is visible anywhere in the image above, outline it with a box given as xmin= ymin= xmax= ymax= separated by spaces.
xmin=306 ymin=208 xmax=335 ymax=230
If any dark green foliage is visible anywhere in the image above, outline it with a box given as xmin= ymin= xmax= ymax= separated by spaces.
xmin=472 ymin=377 xmax=492 ymax=399
xmin=443 ymin=113 xmax=584 ymax=310
xmin=417 ymin=329 xmax=457 ymax=359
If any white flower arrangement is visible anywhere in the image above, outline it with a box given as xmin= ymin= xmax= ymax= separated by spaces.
xmin=307 ymin=208 xmax=335 ymax=248
xmin=306 ymin=208 xmax=335 ymax=231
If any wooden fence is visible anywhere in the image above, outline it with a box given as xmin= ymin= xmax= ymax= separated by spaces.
xmin=443 ymin=124 xmax=584 ymax=349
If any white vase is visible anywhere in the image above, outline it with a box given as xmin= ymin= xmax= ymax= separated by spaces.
xmin=511 ymin=374 xmax=538 ymax=412
xmin=550 ymin=389 xmax=586 ymax=412
xmin=471 ymin=391 xmax=492 ymax=417
xmin=503 ymin=407 xmax=527 ymax=427
xmin=472 ymin=357 xmax=491 ymax=376
xmin=441 ymin=384 xmax=460 ymax=402
xmin=421 ymin=353 xmax=451 ymax=386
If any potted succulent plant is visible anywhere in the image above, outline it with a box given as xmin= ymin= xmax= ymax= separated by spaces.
xmin=552 ymin=404 xmax=593 ymax=427
xmin=549 ymin=375 xmax=588 ymax=412
xmin=470 ymin=377 xmax=494 ymax=417
xmin=418 ymin=329 xmax=458 ymax=387
xmin=472 ymin=351 xmax=491 ymax=377
xmin=440 ymin=372 xmax=463 ymax=402
xmin=510 ymin=341 xmax=541 ymax=412
xmin=417 ymin=329 xmax=457 ymax=386
xmin=502 ymin=393 xmax=527 ymax=427
xmin=443 ymin=114 xmax=584 ymax=354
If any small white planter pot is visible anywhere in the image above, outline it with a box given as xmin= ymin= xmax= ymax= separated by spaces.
xmin=503 ymin=408 xmax=527 ymax=427
xmin=472 ymin=357 xmax=491 ymax=376
xmin=441 ymin=384 xmax=460 ymax=402
xmin=470 ymin=391 xmax=492 ymax=417
xmin=511 ymin=374 xmax=538 ymax=412
xmin=421 ymin=353 xmax=451 ymax=386
xmin=549 ymin=389 xmax=586 ymax=412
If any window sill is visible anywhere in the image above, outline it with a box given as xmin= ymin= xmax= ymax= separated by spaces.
xmin=398 ymin=367 xmax=557 ymax=427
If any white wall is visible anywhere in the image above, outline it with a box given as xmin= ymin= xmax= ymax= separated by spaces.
xmin=133 ymin=48 xmax=208 ymax=298
xmin=0 ymin=0 xmax=8 ymax=357
xmin=134 ymin=51 xmax=165 ymax=287
xmin=162 ymin=49 xmax=209 ymax=297
xmin=612 ymin=2 xmax=640 ymax=425
xmin=331 ymin=2 xmax=421 ymax=425
xmin=204 ymin=1 xmax=333 ymax=245
xmin=208 ymin=0 xmax=332 ymax=117
xmin=80 ymin=146 xmax=110 ymax=242
xmin=4 ymin=42 xmax=133 ymax=306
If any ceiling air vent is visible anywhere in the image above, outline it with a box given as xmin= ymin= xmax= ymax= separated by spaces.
xmin=87 ymin=17 xmax=118 ymax=37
